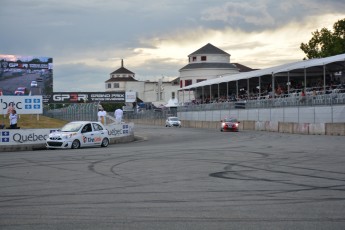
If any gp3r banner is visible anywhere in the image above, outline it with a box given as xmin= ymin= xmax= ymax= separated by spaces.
xmin=43 ymin=92 xmax=131 ymax=103
xmin=0 ymin=96 xmax=43 ymax=115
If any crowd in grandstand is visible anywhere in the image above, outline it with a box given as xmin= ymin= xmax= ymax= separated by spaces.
xmin=189 ymin=76 xmax=345 ymax=104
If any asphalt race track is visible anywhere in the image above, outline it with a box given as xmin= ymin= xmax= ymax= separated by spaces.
xmin=0 ymin=125 xmax=345 ymax=230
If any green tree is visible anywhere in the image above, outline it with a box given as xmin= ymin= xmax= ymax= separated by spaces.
xmin=300 ymin=18 xmax=345 ymax=59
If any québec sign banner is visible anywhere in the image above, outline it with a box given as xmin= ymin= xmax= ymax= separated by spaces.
xmin=0 ymin=96 xmax=43 ymax=115
xmin=0 ymin=129 xmax=56 ymax=145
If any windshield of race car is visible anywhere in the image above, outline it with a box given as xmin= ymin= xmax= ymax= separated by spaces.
xmin=224 ymin=118 xmax=238 ymax=122
xmin=61 ymin=123 xmax=83 ymax=132
xmin=170 ymin=117 xmax=179 ymax=121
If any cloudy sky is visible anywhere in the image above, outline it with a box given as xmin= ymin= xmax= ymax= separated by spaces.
xmin=1 ymin=0 xmax=344 ymax=92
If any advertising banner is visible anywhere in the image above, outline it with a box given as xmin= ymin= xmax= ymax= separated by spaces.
xmin=0 ymin=129 xmax=57 ymax=145
xmin=125 ymin=91 xmax=136 ymax=103
xmin=43 ymin=91 xmax=136 ymax=103
xmin=0 ymin=96 xmax=43 ymax=115
xmin=106 ymin=123 xmax=134 ymax=138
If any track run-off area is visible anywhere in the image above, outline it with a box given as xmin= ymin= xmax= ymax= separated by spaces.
xmin=0 ymin=125 xmax=345 ymax=230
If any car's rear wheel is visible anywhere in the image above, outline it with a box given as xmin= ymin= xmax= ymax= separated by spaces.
xmin=101 ymin=138 xmax=109 ymax=147
xmin=71 ymin=139 xmax=80 ymax=149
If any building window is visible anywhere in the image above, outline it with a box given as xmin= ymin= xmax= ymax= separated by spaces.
xmin=107 ymin=83 xmax=111 ymax=88
xmin=180 ymin=80 xmax=183 ymax=88
xmin=172 ymin=92 xmax=175 ymax=99
xmin=197 ymin=79 xmax=206 ymax=83
xmin=185 ymin=79 xmax=192 ymax=86
xmin=192 ymin=56 xmax=197 ymax=62
xmin=114 ymin=83 xmax=119 ymax=88
xmin=201 ymin=56 xmax=207 ymax=61
xmin=156 ymin=92 xmax=163 ymax=101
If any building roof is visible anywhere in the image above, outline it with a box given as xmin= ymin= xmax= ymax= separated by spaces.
xmin=105 ymin=77 xmax=138 ymax=83
xmin=233 ymin=63 xmax=258 ymax=72
xmin=179 ymin=62 xmax=237 ymax=71
xmin=110 ymin=59 xmax=135 ymax=75
xmin=189 ymin=43 xmax=230 ymax=56
xmin=110 ymin=66 xmax=134 ymax=75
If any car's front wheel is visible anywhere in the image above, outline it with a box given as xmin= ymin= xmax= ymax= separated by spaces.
xmin=71 ymin=139 xmax=80 ymax=149
xmin=101 ymin=138 xmax=109 ymax=147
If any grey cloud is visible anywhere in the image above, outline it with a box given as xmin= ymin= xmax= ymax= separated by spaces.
xmin=222 ymin=41 xmax=267 ymax=51
xmin=200 ymin=0 xmax=345 ymax=30
xmin=201 ymin=1 xmax=275 ymax=27
xmin=54 ymin=63 xmax=111 ymax=91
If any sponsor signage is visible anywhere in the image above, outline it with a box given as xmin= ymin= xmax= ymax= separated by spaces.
xmin=0 ymin=61 xmax=51 ymax=69
xmin=0 ymin=129 xmax=57 ymax=145
xmin=125 ymin=91 xmax=136 ymax=103
xmin=43 ymin=92 xmax=136 ymax=103
xmin=106 ymin=123 xmax=133 ymax=138
xmin=0 ymin=96 xmax=43 ymax=115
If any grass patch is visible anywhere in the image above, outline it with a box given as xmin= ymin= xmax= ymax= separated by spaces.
xmin=1 ymin=114 xmax=68 ymax=129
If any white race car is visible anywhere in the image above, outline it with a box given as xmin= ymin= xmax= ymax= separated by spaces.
xmin=165 ymin=116 xmax=182 ymax=127
xmin=46 ymin=121 xmax=110 ymax=149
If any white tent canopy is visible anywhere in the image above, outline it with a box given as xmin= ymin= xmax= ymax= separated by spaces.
xmin=273 ymin=53 xmax=345 ymax=73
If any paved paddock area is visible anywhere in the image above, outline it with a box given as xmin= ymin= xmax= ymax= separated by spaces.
xmin=0 ymin=125 xmax=344 ymax=230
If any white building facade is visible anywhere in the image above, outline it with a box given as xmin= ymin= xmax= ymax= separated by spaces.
xmin=179 ymin=43 xmax=239 ymax=88
xmin=105 ymin=44 xmax=245 ymax=106
xmin=105 ymin=60 xmax=179 ymax=106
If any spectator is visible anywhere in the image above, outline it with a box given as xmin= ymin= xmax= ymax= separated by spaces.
xmin=300 ymin=90 xmax=306 ymax=103
xmin=9 ymin=109 xmax=18 ymax=129
xmin=114 ymin=108 xmax=123 ymax=124
xmin=97 ymin=108 xmax=107 ymax=125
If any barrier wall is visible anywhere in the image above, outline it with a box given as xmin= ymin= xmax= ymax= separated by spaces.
xmin=178 ymin=105 xmax=345 ymax=124
xmin=325 ymin=123 xmax=345 ymax=136
xmin=128 ymin=118 xmax=345 ymax=136
xmin=0 ymin=123 xmax=135 ymax=152
xmin=170 ymin=104 xmax=345 ymax=136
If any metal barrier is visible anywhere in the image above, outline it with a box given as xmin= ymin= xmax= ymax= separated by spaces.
xmin=123 ymin=108 xmax=177 ymax=120
xmin=43 ymin=103 xmax=98 ymax=121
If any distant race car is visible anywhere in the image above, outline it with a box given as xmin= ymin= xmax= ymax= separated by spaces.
xmin=220 ymin=118 xmax=240 ymax=132
xmin=46 ymin=121 xmax=110 ymax=149
xmin=14 ymin=87 xmax=28 ymax=95
xmin=165 ymin=116 xmax=182 ymax=127
xmin=30 ymin=80 xmax=38 ymax=87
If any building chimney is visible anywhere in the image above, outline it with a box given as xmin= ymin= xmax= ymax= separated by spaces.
xmin=121 ymin=59 xmax=123 ymax=67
